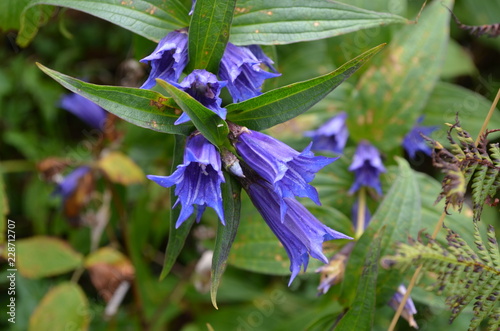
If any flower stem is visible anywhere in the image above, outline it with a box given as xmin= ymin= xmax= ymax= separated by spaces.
xmin=388 ymin=88 xmax=500 ymax=331
xmin=355 ymin=187 xmax=366 ymax=239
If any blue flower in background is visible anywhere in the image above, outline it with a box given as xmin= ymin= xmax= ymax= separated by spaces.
xmin=234 ymin=128 xmax=336 ymax=220
xmin=140 ymin=30 xmax=189 ymax=89
xmin=220 ymin=43 xmax=280 ymax=103
xmin=60 ymin=93 xmax=107 ymax=130
xmin=147 ymin=134 xmax=225 ymax=228
xmin=53 ymin=166 xmax=91 ymax=200
xmin=173 ymin=69 xmax=227 ymax=125
xmin=348 ymin=141 xmax=386 ymax=195
xmin=388 ymin=285 xmax=419 ymax=329
xmin=246 ymin=180 xmax=351 ymax=285
xmin=402 ymin=116 xmax=438 ymax=159
xmin=305 ymin=112 xmax=349 ymax=154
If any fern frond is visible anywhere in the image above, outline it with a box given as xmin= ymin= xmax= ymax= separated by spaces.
xmin=382 ymin=224 xmax=500 ymax=329
xmin=424 ymin=118 xmax=500 ymax=221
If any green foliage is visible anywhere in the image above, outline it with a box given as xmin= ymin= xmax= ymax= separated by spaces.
xmin=211 ymin=173 xmax=241 ymax=308
xmin=36 ymin=64 xmax=193 ymax=135
xmin=383 ymin=223 xmax=500 ymax=330
xmin=226 ymin=43 xmax=385 ymax=130
xmin=336 ymin=227 xmax=384 ymax=331
xmin=17 ymin=0 xmax=189 ymax=46
xmin=17 ymin=236 xmax=83 ymax=278
xmin=187 ymin=0 xmax=236 ymax=73
xmin=343 ymin=158 xmax=421 ymax=304
xmin=229 ymin=0 xmax=408 ymax=45
xmin=347 ymin=0 xmax=452 ymax=150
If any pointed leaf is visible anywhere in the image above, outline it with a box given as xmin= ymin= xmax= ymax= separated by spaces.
xmin=229 ymin=0 xmax=408 ymax=45
xmin=211 ymin=173 xmax=241 ymax=309
xmin=157 ymin=79 xmax=229 ymax=148
xmin=346 ymin=0 xmax=453 ymax=150
xmin=335 ymin=227 xmax=384 ymax=331
xmin=17 ymin=236 xmax=83 ymax=278
xmin=37 ymin=63 xmax=193 ymax=135
xmin=343 ymin=158 xmax=421 ymax=304
xmin=29 ymin=283 xmax=89 ymax=331
xmin=226 ymin=44 xmax=385 ymax=131
xmin=17 ymin=0 xmax=189 ymax=47
xmin=98 ymin=151 xmax=145 ymax=185
xmin=188 ymin=0 xmax=236 ymax=73
xmin=160 ymin=135 xmax=195 ymax=280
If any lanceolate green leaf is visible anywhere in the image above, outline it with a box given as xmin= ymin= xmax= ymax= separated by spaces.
xmin=37 ymin=63 xmax=193 ymax=135
xmin=226 ymin=44 xmax=385 ymax=131
xmin=17 ymin=0 xmax=189 ymax=47
xmin=229 ymin=0 xmax=408 ymax=45
xmin=188 ymin=0 xmax=236 ymax=73
xmin=211 ymin=173 xmax=241 ymax=309
xmin=342 ymin=158 xmax=421 ymax=304
xmin=157 ymin=79 xmax=230 ymax=148
xmin=346 ymin=0 xmax=453 ymax=150
xmin=335 ymin=227 xmax=384 ymax=331
xmin=160 ymin=135 xmax=196 ymax=280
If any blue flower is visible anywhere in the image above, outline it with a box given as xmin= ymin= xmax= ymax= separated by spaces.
xmin=348 ymin=141 xmax=386 ymax=195
xmin=233 ymin=127 xmax=337 ymax=220
xmin=305 ymin=112 xmax=349 ymax=154
xmin=246 ymin=180 xmax=351 ymax=285
xmin=147 ymin=134 xmax=225 ymax=228
xmin=140 ymin=30 xmax=188 ymax=89
xmin=53 ymin=166 xmax=91 ymax=200
xmin=219 ymin=43 xmax=280 ymax=103
xmin=402 ymin=116 xmax=438 ymax=159
xmin=60 ymin=94 xmax=107 ymax=130
xmin=388 ymin=285 xmax=419 ymax=328
xmin=173 ymin=69 xmax=227 ymax=125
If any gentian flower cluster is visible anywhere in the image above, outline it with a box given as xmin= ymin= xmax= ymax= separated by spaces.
xmin=144 ymin=29 xmax=349 ymax=285
xmin=402 ymin=116 xmax=438 ymax=159
xmin=140 ymin=30 xmax=279 ymax=104
xmin=306 ymin=112 xmax=349 ymax=154
xmin=348 ymin=141 xmax=386 ymax=195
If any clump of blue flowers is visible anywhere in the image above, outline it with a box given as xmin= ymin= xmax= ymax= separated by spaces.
xmin=143 ymin=29 xmax=350 ymax=284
